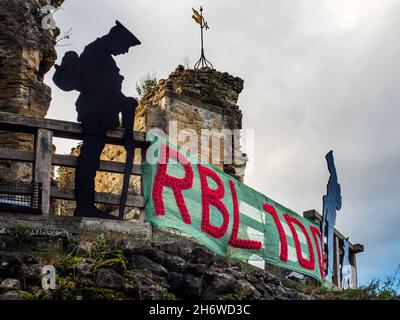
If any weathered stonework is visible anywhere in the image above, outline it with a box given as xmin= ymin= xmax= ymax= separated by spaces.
xmin=0 ymin=0 xmax=63 ymax=182
xmin=136 ymin=65 xmax=248 ymax=181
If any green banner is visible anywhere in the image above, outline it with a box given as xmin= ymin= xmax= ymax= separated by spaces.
xmin=142 ymin=134 xmax=324 ymax=282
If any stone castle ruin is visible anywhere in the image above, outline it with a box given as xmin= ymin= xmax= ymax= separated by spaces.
xmin=134 ymin=65 xmax=247 ymax=181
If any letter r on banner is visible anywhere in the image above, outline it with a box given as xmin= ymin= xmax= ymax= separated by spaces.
xmin=152 ymin=144 xmax=194 ymax=224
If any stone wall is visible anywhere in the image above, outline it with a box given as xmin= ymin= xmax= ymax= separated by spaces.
xmin=136 ymin=65 xmax=248 ymax=181
xmin=0 ymin=223 xmax=317 ymax=300
xmin=0 ymin=0 xmax=63 ymax=182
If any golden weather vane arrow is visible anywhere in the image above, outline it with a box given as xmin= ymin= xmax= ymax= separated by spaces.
xmin=192 ymin=6 xmax=213 ymax=69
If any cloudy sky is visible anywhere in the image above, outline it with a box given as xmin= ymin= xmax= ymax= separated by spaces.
xmin=45 ymin=0 xmax=400 ymax=286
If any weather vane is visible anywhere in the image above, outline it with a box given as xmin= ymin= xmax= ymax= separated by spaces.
xmin=192 ymin=6 xmax=214 ymax=69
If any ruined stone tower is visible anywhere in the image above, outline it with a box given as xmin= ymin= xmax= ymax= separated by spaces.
xmin=135 ymin=65 xmax=248 ymax=181
xmin=0 ymin=0 xmax=63 ymax=182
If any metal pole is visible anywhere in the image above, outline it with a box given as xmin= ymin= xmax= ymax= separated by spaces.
xmin=200 ymin=10 xmax=204 ymax=67
xmin=201 ymin=25 xmax=204 ymax=67
xmin=194 ymin=6 xmax=213 ymax=69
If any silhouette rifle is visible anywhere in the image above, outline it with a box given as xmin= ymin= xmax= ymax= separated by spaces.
xmin=119 ymin=144 xmax=134 ymax=219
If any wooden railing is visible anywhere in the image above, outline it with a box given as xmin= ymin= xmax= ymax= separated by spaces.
xmin=0 ymin=111 xmax=149 ymax=218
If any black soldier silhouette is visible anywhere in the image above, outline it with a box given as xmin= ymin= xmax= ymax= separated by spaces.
xmin=321 ymin=150 xmax=342 ymax=282
xmin=53 ymin=21 xmax=141 ymax=220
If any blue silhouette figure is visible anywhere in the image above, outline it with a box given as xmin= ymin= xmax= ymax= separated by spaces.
xmin=53 ymin=21 xmax=141 ymax=220
xmin=341 ymin=238 xmax=352 ymax=289
xmin=322 ymin=150 xmax=342 ymax=282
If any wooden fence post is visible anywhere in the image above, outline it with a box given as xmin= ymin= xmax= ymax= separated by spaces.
xmin=349 ymin=250 xmax=358 ymax=288
xmin=334 ymin=235 xmax=341 ymax=287
xmin=140 ymin=147 xmax=152 ymax=239
xmin=33 ymin=129 xmax=53 ymax=215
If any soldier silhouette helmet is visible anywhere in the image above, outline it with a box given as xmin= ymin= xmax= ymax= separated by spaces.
xmin=53 ymin=20 xmax=141 ymax=92
xmin=107 ymin=20 xmax=141 ymax=55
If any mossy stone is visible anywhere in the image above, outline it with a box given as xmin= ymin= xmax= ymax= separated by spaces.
xmin=96 ymin=256 xmax=127 ymax=274
xmin=57 ymin=256 xmax=84 ymax=275
xmin=223 ymin=293 xmax=241 ymax=300
xmin=81 ymin=287 xmax=125 ymax=300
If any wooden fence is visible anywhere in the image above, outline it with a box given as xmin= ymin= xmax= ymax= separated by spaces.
xmin=0 ymin=111 xmax=149 ymax=219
